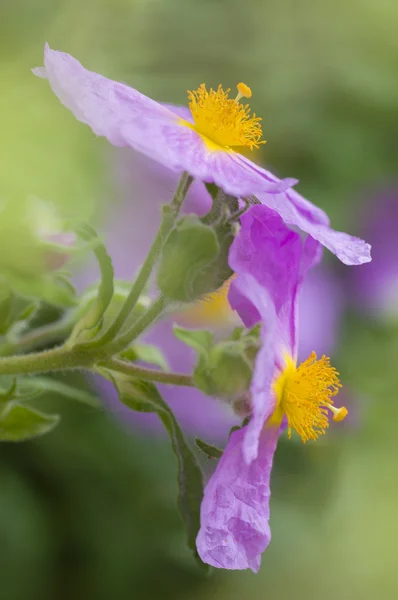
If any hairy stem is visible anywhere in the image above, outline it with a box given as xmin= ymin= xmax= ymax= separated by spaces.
xmin=100 ymin=358 xmax=194 ymax=387
xmin=0 ymin=319 xmax=73 ymax=357
xmin=104 ymin=296 xmax=167 ymax=356
xmin=89 ymin=172 xmax=193 ymax=348
xmin=0 ymin=345 xmax=88 ymax=375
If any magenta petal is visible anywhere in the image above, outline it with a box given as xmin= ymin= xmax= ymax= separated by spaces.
xmin=229 ymin=205 xmax=302 ymax=318
xmin=197 ymin=426 xmax=279 ymax=572
xmin=229 ymin=274 xmax=278 ymax=463
xmin=256 ymin=188 xmax=371 ymax=265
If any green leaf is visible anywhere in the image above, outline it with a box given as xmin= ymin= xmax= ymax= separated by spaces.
xmin=71 ymin=223 xmax=114 ymax=341
xmin=25 ymin=377 xmax=100 ymax=408
xmin=0 ymin=402 xmax=59 ymax=441
xmin=108 ymin=372 xmax=207 ymax=569
xmin=173 ymin=325 xmax=213 ymax=356
xmin=120 ymin=343 xmax=169 ymax=371
xmin=195 ymin=437 xmax=223 ymax=460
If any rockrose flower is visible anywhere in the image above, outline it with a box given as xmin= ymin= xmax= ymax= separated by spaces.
xmin=196 ymin=205 xmax=348 ymax=571
xmin=34 ymin=45 xmax=371 ymax=266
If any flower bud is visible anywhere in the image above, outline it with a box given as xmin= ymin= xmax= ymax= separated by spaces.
xmin=194 ymin=340 xmax=252 ymax=400
xmin=157 ymin=215 xmax=233 ymax=303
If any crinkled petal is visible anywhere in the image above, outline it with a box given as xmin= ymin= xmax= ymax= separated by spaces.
xmin=34 ymin=45 xmax=297 ymax=197
xmin=122 ymin=117 xmax=296 ymax=197
xmin=256 ymin=188 xmax=371 ymax=266
xmin=35 ymin=44 xmax=176 ymax=147
xmin=228 ymin=207 xmax=323 ymax=461
xmin=197 ymin=426 xmax=279 ymax=572
xmin=229 ymin=205 xmax=302 ymax=315
xmin=229 ymin=274 xmax=278 ymax=463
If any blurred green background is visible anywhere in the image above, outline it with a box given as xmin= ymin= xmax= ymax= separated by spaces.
xmin=1 ymin=0 xmax=398 ymax=598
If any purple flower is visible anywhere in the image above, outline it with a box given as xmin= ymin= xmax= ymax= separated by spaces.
xmin=350 ymin=186 xmax=398 ymax=320
xmin=33 ymin=45 xmax=296 ymax=198
xmin=197 ymin=205 xmax=348 ymax=571
xmin=34 ymin=45 xmax=371 ymax=266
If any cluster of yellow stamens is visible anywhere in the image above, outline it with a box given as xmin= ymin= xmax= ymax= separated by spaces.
xmin=185 ymin=83 xmax=265 ymax=151
xmin=273 ymin=352 xmax=347 ymax=443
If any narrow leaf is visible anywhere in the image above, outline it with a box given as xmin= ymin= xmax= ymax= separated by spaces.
xmin=26 ymin=377 xmax=100 ymax=408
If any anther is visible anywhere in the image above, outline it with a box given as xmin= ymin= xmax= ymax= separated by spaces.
xmin=235 ymin=82 xmax=252 ymax=102
xmin=327 ymin=403 xmax=348 ymax=423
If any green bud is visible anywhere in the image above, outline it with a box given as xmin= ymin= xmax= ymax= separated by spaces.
xmin=158 ymin=216 xmax=223 ymax=302
xmin=194 ymin=340 xmax=252 ymax=400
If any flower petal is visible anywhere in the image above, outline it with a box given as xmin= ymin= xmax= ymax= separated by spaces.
xmin=229 ymin=205 xmax=303 ymax=315
xmin=36 ymin=44 xmax=179 ymax=147
xmin=35 ymin=45 xmax=297 ymax=197
xmin=122 ymin=118 xmax=297 ymax=197
xmin=229 ymin=274 xmax=278 ymax=463
xmin=197 ymin=426 xmax=279 ymax=572
xmin=228 ymin=206 xmax=323 ymax=461
xmin=256 ymin=187 xmax=371 ymax=266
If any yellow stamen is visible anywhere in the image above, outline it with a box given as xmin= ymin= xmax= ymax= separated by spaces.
xmin=185 ymin=83 xmax=265 ymax=151
xmin=235 ymin=82 xmax=252 ymax=102
xmin=273 ymin=351 xmax=346 ymax=443
xmin=327 ymin=404 xmax=348 ymax=423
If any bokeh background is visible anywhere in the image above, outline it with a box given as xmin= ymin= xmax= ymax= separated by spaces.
xmin=1 ymin=0 xmax=398 ymax=598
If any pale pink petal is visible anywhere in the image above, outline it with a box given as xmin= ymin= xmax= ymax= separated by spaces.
xmin=197 ymin=426 xmax=279 ymax=572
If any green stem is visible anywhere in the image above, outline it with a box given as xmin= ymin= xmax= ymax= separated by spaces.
xmin=104 ymin=296 xmax=167 ymax=356
xmin=89 ymin=172 xmax=193 ymax=348
xmin=100 ymin=358 xmax=194 ymax=387
xmin=0 ymin=319 xmax=73 ymax=357
xmin=0 ymin=345 xmax=88 ymax=375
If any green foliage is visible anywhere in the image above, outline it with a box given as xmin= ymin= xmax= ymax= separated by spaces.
xmin=27 ymin=377 xmax=100 ymax=408
xmin=195 ymin=437 xmax=223 ymax=460
xmin=69 ymin=223 xmax=114 ymax=343
xmin=106 ymin=372 xmax=207 ymax=569
xmin=0 ymin=402 xmax=59 ymax=441
xmin=174 ymin=325 xmax=255 ymax=400
xmin=173 ymin=325 xmax=213 ymax=355
xmin=157 ymin=216 xmax=220 ymax=302
xmin=120 ymin=343 xmax=169 ymax=370
xmin=195 ymin=341 xmax=253 ymax=399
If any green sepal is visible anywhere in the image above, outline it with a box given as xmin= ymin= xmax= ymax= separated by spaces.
xmin=106 ymin=371 xmax=207 ymax=570
xmin=195 ymin=437 xmax=223 ymax=460
xmin=120 ymin=343 xmax=169 ymax=371
xmin=194 ymin=341 xmax=253 ymax=399
xmin=0 ymin=402 xmax=60 ymax=442
xmin=173 ymin=325 xmax=213 ymax=356
xmin=157 ymin=216 xmax=220 ymax=302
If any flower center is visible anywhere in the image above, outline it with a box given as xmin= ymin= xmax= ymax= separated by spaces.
xmin=185 ymin=83 xmax=265 ymax=151
xmin=273 ymin=352 xmax=347 ymax=443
